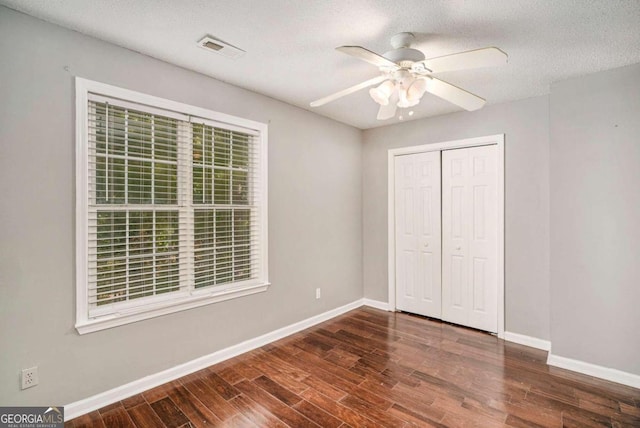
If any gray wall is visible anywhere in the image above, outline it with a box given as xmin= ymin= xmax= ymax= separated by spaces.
xmin=362 ymin=96 xmax=551 ymax=340
xmin=0 ymin=8 xmax=362 ymax=405
xmin=2 ymin=2 xmax=638 ymax=409
xmin=549 ymin=63 xmax=640 ymax=375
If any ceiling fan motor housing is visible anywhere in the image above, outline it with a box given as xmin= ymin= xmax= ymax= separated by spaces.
xmin=384 ymin=32 xmax=425 ymax=66
xmin=384 ymin=48 xmax=425 ymax=66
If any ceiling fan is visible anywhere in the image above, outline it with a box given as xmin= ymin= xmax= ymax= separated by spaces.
xmin=310 ymin=32 xmax=508 ymax=120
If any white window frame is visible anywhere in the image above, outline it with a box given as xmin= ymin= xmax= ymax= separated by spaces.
xmin=75 ymin=77 xmax=269 ymax=334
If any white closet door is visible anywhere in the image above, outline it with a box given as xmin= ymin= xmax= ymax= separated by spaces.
xmin=395 ymin=151 xmax=442 ymax=318
xmin=442 ymin=145 xmax=498 ymax=333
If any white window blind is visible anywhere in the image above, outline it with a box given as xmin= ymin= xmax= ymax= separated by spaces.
xmin=76 ymin=78 xmax=268 ymax=333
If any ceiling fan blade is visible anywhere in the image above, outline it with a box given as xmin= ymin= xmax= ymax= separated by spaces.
xmin=336 ymin=46 xmax=398 ymax=68
xmin=424 ymin=77 xmax=486 ymax=111
xmin=310 ymin=75 xmax=387 ymax=107
xmin=377 ymin=91 xmax=398 ymax=120
xmin=417 ymin=47 xmax=508 ymax=73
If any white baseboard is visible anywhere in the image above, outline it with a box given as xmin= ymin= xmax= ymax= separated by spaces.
xmin=547 ymin=353 xmax=640 ymax=389
xmin=504 ymin=331 xmax=551 ymax=351
xmin=64 ymin=298 xmax=365 ymax=421
xmin=362 ymin=298 xmax=390 ymax=311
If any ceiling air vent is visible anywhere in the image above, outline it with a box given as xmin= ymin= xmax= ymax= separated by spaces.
xmin=197 ymin=36 xmax=245 ymax=59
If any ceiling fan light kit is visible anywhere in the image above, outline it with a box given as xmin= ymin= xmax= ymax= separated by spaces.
xmin=311 ymin=32 xmax=508 ymax=120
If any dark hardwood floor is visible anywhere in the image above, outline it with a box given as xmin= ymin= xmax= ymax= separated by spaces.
xmin=66 ymin=307 xmax=640 ymax=427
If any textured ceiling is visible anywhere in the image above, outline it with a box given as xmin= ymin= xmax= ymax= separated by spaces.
xmin=2 ymin=0 xmax=640 ymax=129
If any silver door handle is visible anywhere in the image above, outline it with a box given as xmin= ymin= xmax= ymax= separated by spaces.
xmin=456 ymin=246 xmax=461 ymax=250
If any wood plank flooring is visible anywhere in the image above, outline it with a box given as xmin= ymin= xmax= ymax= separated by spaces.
xmin=66 ymin=307 xmax=640 ymax=427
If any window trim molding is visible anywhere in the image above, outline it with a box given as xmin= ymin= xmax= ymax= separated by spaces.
xmin=75 ymin=77 xmax=269 ymax=334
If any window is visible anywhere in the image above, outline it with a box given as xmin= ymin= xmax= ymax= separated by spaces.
xmin=75 ymin=78 xmax=268 ymax=334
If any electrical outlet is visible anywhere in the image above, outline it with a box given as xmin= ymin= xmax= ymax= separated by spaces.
xmin=21 ymin=366 xmax=38 ymax=390
xmin=315 ymin=288 xmax=321 ymax=299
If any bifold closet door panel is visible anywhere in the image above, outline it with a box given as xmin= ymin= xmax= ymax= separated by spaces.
xmin=442 ymin=145 xmax=498 ymax=333
xmin=394 ymin=151 xmax=442 ymax=318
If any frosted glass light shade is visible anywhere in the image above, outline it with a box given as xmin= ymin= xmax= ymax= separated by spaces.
xmin=407 ymin=78 xmax=427 ymax=102
xmin=397 ymin=88 xmax=420 ymax=108
xmin=369 ymin=80 xmax=395 ymax=105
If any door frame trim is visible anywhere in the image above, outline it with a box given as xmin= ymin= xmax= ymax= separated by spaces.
xmin=387 ymin=134 xmax=505 ymax=338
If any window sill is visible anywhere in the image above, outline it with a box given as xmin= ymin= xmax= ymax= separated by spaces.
xmin=75 ymin=282 xmax=270 ymax=335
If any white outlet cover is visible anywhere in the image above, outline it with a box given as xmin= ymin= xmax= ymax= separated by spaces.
xmin=21 ymin=366 xmax=39 ymax=390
